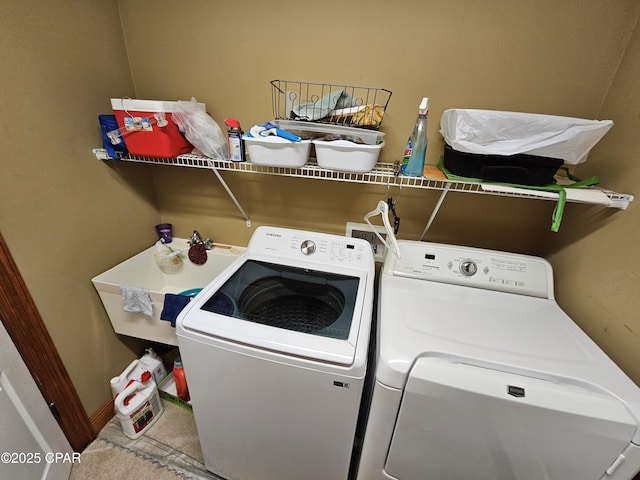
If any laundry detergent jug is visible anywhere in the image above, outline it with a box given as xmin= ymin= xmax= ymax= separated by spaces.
xmin=114 ymin=375 xmax=164 ymax=439
xmin=110 ymin=348 xmax=167 ymax=397
xmin=110 ymin=348 xmax=166 ymax=439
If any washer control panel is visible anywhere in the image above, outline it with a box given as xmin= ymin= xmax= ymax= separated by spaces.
xmin=247 ymin=226 xmax=374 ymax=268
xmin=300 ymin=239 xmax=316 ymax=256
xmin=385 ymin=241 xmax=552 ymax=298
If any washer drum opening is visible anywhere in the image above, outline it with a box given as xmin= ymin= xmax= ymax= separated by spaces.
xmin=238 ymin=277 xmax=345 ymax=333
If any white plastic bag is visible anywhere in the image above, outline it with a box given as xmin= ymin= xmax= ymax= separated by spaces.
xmin=172 ymin=98 xmax=228 ymax=160
xmin=440 ymin=109 xmax=613 ymax=164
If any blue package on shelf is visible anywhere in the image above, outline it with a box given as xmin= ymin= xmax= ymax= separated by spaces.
xmin=99 ymin=114 xmax=128 ymax=159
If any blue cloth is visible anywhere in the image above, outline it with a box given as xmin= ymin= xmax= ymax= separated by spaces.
xmin=160 ymin=294 xmax=191 ymax=328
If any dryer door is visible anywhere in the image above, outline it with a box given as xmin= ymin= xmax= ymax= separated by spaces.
xmin=385 ymin=357 xmax=637 ymax=480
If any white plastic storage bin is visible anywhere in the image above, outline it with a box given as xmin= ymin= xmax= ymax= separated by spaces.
xmin=244 ymin=136 xmax=312 ymax=168
xmin=313 ymin=139 xmax=385 ymax=173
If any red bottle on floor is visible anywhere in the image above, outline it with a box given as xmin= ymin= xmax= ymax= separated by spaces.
xmin=173 ymin=357 xmax=190 ymax=402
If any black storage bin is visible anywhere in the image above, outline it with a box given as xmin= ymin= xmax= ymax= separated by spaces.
xmin=443 ymin=144 xmax=563 ymax=186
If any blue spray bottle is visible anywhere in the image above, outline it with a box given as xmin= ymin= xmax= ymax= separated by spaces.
xmin=403 ymin=97 xmax=429 ymax=177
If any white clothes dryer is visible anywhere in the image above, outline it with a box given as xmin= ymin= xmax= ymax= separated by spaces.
xmin=176 ymin=226 xmax=375 ymax=480
xmin=357 ymin=240 xmax=640 ymax=480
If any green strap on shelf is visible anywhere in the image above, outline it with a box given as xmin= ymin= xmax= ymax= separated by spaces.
xmin=438 ymin=161 xmax=600 ymax=232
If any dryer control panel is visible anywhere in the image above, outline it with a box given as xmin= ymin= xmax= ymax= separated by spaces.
xmin=385 ymin=241 xmax=553 ymax=298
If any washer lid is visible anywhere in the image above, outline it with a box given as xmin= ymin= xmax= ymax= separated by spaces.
xmin=202 ymin=259 xmax=358 ymax=340
xmin=179 ymin=256 xmax=373 ymax=366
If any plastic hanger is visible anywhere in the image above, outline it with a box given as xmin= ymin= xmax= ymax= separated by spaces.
xmin=364 ymin=200 xmax=401 ymax=258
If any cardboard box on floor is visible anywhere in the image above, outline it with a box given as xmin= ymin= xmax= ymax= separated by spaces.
xmin=158 ymin=372 xmax=193 ymax=412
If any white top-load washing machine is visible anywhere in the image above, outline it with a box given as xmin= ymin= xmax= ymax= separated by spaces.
xmin=357 ymin=240 xmax=640 ymax=480
xmin=176 ymin=226 xmax=375 ymax=480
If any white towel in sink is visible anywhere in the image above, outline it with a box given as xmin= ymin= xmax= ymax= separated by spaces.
xmin=120 ymin=285 xmax=153 ymax=317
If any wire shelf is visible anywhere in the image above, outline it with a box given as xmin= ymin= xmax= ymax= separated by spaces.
xmin=92 ymin=148 xmax=634 ymax=209
xmin=270 ymin=80 xmax=392 ymax=130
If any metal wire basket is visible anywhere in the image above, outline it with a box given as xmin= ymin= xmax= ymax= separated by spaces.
xmin=271 ymin=80 xmax=392 ymax=130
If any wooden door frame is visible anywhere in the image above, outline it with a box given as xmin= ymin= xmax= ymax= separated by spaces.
xmin=0 ymin=232 xmax=95 ymax=452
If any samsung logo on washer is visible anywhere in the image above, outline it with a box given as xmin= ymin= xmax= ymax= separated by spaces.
xmin=265 ymin=232 xmax=282 ymax=238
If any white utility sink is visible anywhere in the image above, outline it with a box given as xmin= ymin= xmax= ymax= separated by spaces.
xmin=92 ymin=238 xmax=244 ymax=346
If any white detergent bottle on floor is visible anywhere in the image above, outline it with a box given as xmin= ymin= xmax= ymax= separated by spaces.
xmin=110 ymin=349 xmax=167 ymax=397
xmin=139 ymin=348 xmax=167 ymax=385
xmin=403 ymin=97 xmax=429 ymax=177
xmin=109 ymin=359 xmax=147 ymax=397
xmin=114 ymin=374 xmax=164 ymax=439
